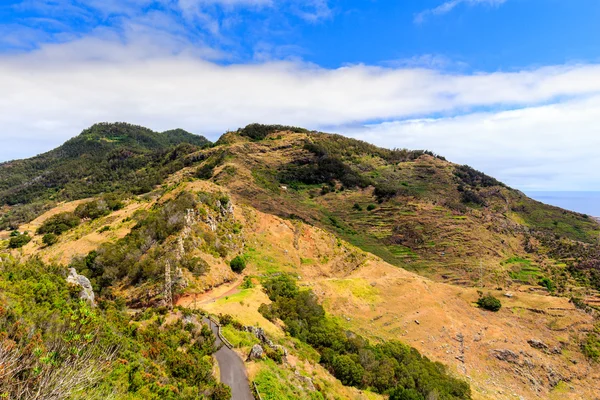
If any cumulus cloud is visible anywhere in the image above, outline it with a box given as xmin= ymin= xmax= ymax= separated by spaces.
xmin=415 ymin=0 xmax=508 ymax=23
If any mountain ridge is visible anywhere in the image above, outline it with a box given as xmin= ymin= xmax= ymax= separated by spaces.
xmin=1 ymin=123 xmax=600 ymax=400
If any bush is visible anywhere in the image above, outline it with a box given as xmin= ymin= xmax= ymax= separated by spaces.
xmin=229 ymin=255 xmax=247 ymax=273
xmin=461 ymin=190 xmax=486 ymax=206
xmin=8 ymin=233 xmax=31 ymax=248
xmin=241 ymin=276 xmax=255 ymax=289
xmin=367 ymin=204 xmax=376 ymax=211
xmin=37 ymin=212 xmax=81 ymax=235
xmin=477 ymin=293 xmax=502 ymax=312
xmin=353 ymin=203 xmax=362 ymax=211
xmin=42 ymin=233 xmax=58 ymax=246
xmin=332 ymin=354 xmax=364 ymax=386
xmin=539 ymin=277 xmax=556 ymax=293
xmin=582 ymin=324 xmax=600 ymax=362
xmin=74 ymin=200 xmax=110 ymax=220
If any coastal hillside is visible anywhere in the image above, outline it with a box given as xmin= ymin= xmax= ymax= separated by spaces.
xmin=1 ymin=123 xmax=599 ymax=400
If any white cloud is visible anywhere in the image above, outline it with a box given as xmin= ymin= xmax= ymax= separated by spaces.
xmin=345 ymin=96 xmax=600 ymax=191
xmin=1 ymin=39 xmax=600 ymax=191
xmin=415 ymin=0 xmax=508 ymax=23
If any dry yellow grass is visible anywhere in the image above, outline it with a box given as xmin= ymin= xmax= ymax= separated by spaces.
xmin=224 ymin=204 xmax=600 ymax=400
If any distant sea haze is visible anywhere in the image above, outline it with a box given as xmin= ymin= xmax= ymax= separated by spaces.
xmin=526 ymin=192 xmax=600 ymax=217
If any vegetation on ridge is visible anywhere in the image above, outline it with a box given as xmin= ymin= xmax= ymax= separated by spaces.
xmin=0 ymin=122 xmax=211 ymax=230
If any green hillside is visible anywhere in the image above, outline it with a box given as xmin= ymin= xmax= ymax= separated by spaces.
xmin=0 ymin=122 xmax=211 ymax=229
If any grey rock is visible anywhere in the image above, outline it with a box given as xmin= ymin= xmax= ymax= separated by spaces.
xmin=247 ymin=344 xmax=264 ymax=361
xmin=295 ymin=370 xmax=316 ymax=391
xmin=67 ymin=268 xmax=95 ymax=306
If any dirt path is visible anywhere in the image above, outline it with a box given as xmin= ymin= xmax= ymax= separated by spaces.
xmin=176 ymin=276 xmax=244 ymax=307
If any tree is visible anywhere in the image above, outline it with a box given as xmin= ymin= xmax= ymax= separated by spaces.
xmin=229 ymin=255 xmax=247 ymax=273
xmin=332 ymin=354 xmax=364 ymax=387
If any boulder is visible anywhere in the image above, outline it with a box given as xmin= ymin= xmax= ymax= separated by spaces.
xmin=247 ymin=344 xmax=264 ymax=361
xmin=67 ymin=268 xmax=95 ymax=306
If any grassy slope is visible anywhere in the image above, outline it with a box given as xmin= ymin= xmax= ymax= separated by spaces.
xmin=193 ymin=130 xmax=598 ymax=292
xmin=3 ymin=123 xmax=600 ymax=400
xmin=199 ymin=202 xmax=599 ymax=400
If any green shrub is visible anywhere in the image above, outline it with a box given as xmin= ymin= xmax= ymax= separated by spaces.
xmin=238 ymin=123 xmax=307 ymax=141
xmin=74 ymin=200 xmax=110 ymax=220
xmin=539 ymin=277 xmax=556 ymax=293
xmin=353 ymin=203 xmax=362 ymax=211
xmin=42 ymin=233 xmax=58 ymax=246
xmin=37 ymin=212 xmax=80 ymax=235
xmin=582 ymin=324 xmax=600 ymax=362
xmin=8 ymin=233 xmax=31 ymax=248
xmin=477 ymin=293 xmax=502 ymax=312
xmin=367 ymin=204 xmax=376 ymax=211
xmin=230 ymin=255 xmax=247 ymax=273
xmin=241 ymin=276 xmax=255 ymax=289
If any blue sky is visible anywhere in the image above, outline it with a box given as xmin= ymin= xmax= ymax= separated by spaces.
xmin=1 ymin=0 xmax=600 ymax=194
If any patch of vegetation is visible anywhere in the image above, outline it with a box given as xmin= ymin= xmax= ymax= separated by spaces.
xmin=539 ymin=277 xmax=556 ymax=293
xmin=0 ymin=257 xmax=226 ymax=399
xmin=8 ymin=232 xmax=31 ymax=248
xmin=42 ymin=233 xmax=58 ymax=246
xmin=237 ymin=123 xmax=308 ymax=141
xmin=259 ymin=275 xmax=471 ymax=399
xmin=241 ymin=276 xmax=255 ymax=289
xmin=454 ymin=165 xmax=503 ymax=188
xmin=230 ymin=255 xmax=247 ymax=273
xmin=582 ymin=323 xmax=600 ymax=362
xmin=74 ymin=195 xmax=123 ymax=220
xmin=196 ymin=150 xmax=228 ymax=180
xmin=279 ymin=144 xmax=369 ymax=190
xmin=476 ymin=293 xmax=502 ymax=312
xmin=460 ymin=189 xmax=486 ymax=206
xmin=37 ymin=212 xmax=81 ymax=235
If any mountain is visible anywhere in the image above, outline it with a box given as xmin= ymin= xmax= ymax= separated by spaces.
xmin=0 ymin=122 xmax=210 ymax=229
xmin=1 ymin=123 xmax=599 ymax=400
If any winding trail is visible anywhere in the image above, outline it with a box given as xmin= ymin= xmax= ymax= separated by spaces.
xmin=203 ymin=317 xmax=254 ymax=400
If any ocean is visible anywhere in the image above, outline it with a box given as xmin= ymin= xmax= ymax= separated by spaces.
xmin=526 ymin=191 xmax=600 ymax=217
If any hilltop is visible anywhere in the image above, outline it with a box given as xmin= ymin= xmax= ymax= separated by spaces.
xmin=1 ymin=123 xmax=600 ymax=400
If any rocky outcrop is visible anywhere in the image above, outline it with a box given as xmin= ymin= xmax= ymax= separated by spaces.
xmin=528 ymin=339 xmax=549 ymax=351
xmin=294 ymin=370 xmax=316 ymax=391
xmin=244 ymin=326 xmax=288 ymax=362
xmin=247 ymin=344 xmax=264 ymax=361
xmin=66 ymin=268 xmax=95 ymax=306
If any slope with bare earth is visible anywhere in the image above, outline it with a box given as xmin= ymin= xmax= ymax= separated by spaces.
xmin=3 ymin=124 xmax=600 ymax=400
xmin=197 ymin=129 xmax=600 ymax=296
xmin=199 ymin=202 xmax=599 ymax=400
